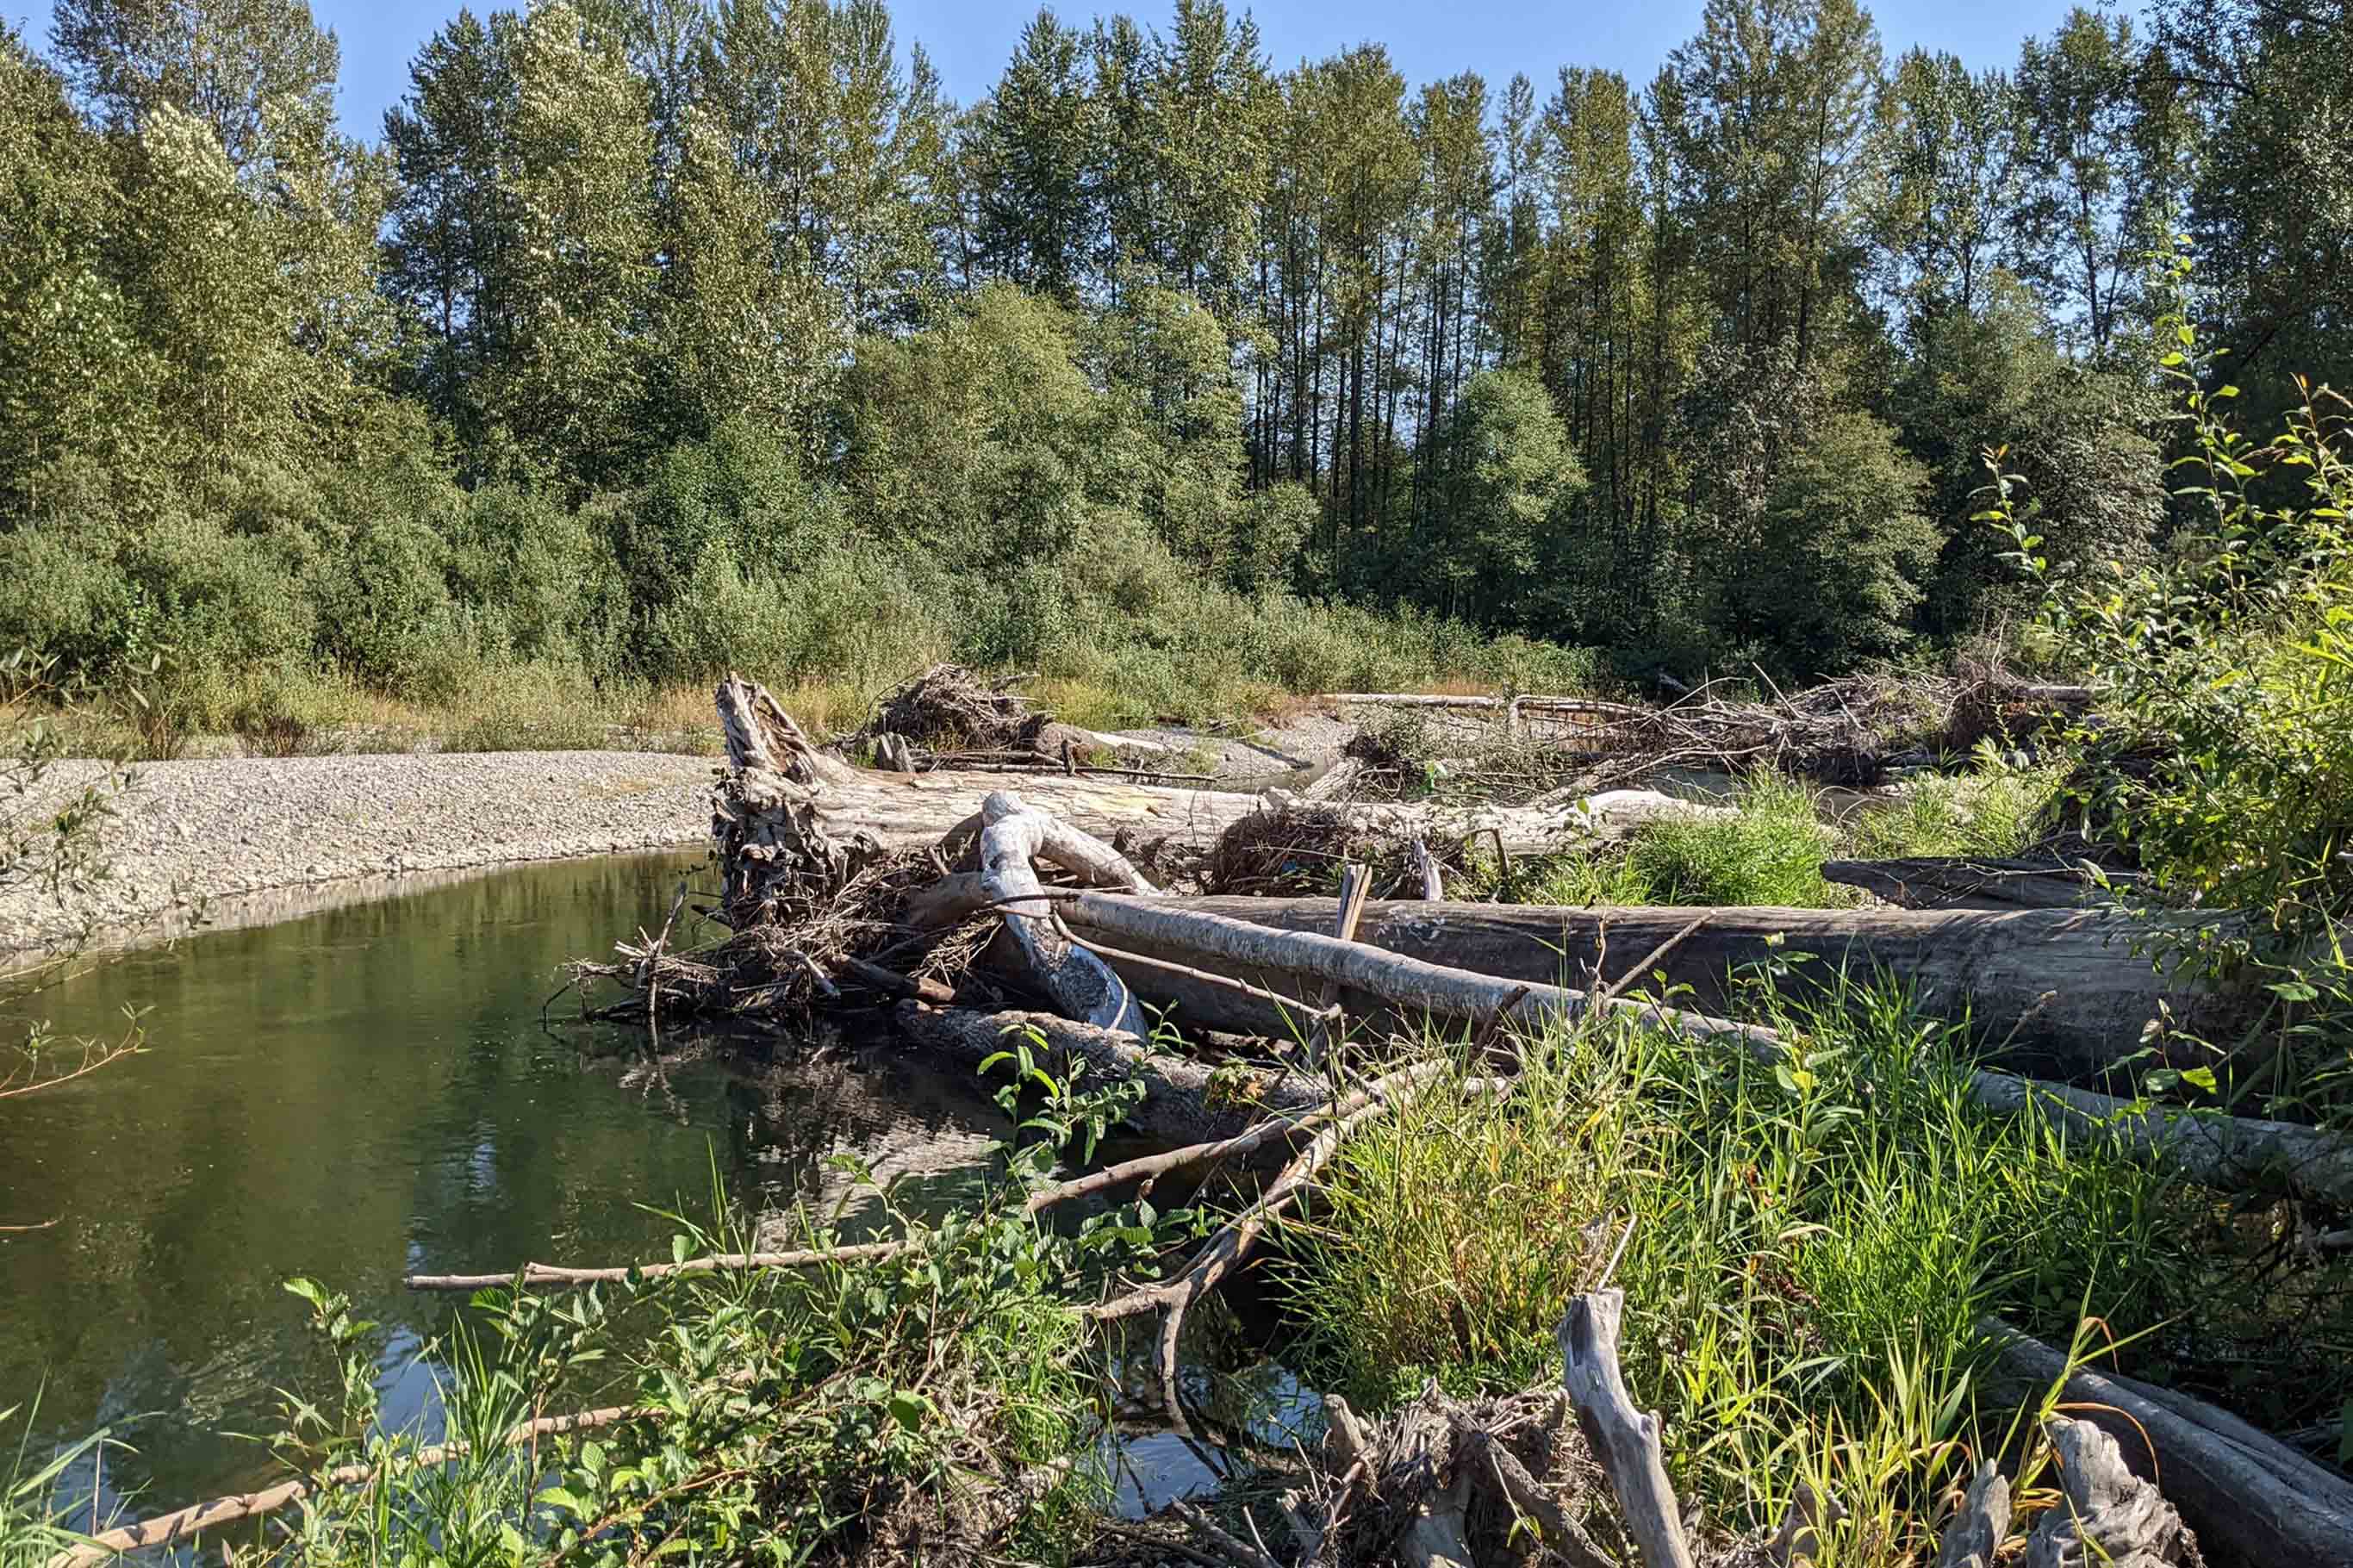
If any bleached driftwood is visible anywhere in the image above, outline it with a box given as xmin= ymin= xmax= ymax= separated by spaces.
xmin=2021 ymin=1417 xmax=2196 ymax=1567
xmin=1967 ymin=1072 xmax=2353 ymax=1209
xmin=1054 ymin=890 xmax=1779 ymax=1052
xmin=974 ymin=790 xmax=1157 ymax=1032
xmin=1985 ymin=1321 xmax=2353 ymax=1567
xmin=1087 ymin=896 xmax=2247 ymax=1073
xmin=1557 ymin=1291 xmax=1695 ymax=1568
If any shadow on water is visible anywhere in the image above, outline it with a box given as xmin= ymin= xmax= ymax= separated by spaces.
xmin=0 ymin=850 xmax=1015 ymax=1528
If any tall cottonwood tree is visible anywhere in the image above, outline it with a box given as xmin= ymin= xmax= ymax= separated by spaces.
xmin=487 ymin=0 xmax=657 ymax=488
xmin=49 ymin=0 xmax=337 ymax=169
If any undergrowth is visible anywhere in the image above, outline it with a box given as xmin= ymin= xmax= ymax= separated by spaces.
xmin=1491 ymin=767 xmax=2061 ymax=910
xmin=1280 ymin=976 xmax=2350 ymax=1564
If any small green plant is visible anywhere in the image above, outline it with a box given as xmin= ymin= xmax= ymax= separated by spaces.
xmin=230 ymin=1049 xmax=1177 ymax=1566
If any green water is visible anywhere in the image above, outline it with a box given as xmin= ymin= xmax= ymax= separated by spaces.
xmin=0 ymin=853 xmax=1011 ymax=1526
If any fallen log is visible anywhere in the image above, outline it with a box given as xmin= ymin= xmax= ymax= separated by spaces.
xmin=1053 ymin=890 xmax=1780 ymax=1053
xmin=1966 ymin=1073 xmax=2353 ymax=1209
xmin=1984 ymin=1321 xmax=2353 ymax=1568
xmin=893 ymin=1004 xmax=1327 ymax=1148
xmin=1068 ymin=896 xmax=2246 ymax=1076
xmin=1822 ymin=856 xmax=2139 ymax=912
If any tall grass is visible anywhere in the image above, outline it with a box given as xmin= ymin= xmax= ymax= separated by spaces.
xmin=1506 ymin=768 xmax=2064 ymax=910
xmin=1279 ymin=979 xmax=2336 ymax=1563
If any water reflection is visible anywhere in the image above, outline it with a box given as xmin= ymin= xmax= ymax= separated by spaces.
xmin=0 ymin=852 xmax=1012 ymax=1521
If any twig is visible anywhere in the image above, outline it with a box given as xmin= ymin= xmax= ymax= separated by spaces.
xmin=1597 ymin=913 xmax=1710 ymax=1007
xmin=1170 ymin=1499 xmax=1283 ymax=1568
xmin=1091 ymin=1068 xmax=1498 ymax=1440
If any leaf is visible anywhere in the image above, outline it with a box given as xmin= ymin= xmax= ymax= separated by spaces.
xmin=2178 ymin=1067 xmax=2217 ymax=1092
xmin=538 ymin=1486 xmax=590 ymax=1516
xmin=887 ymin=1389 xmax=935 ymax=1430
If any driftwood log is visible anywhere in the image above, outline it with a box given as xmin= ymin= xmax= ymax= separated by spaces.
xmin=974 ymin=790 xmax=1156 ymax=1032
xmin=1066 ymin=895 xmax=2247 ymax=1076
xmin=1047 ymin=890 xmax=1780 ymax=1053
xmin=1984 ymin=1321 xmax=2353 ymax=1567
xmin=1968 ymin=1072 xmax=2353 ymax=1209
xmin=892 ymin=1004 xmax=1326 ymax=1150
xmin=1821 ymin=856 xmax=2140 ymax=912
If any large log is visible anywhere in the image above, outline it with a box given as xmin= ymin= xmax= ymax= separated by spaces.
xmin=1985 ymin=1322 xmax=2353 ymax=1568
xmin=1063 ymin=896 xmax=2244 ymax=1076
xmin=1821 ymin=856 xmax=2139 ymax=911
xmin=1053 ymin=891 xmax=1778 ymax=1053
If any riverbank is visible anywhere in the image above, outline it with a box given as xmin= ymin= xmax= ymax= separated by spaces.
xmin=0 ymin=751 xmax=720 ymax=952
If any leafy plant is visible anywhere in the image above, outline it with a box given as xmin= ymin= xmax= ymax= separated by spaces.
xmin=1982 ymin=283 xmax=2353 ymax=1117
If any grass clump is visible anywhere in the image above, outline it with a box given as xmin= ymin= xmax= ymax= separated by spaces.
xmin=1281 ymin=979 xmax=2345 ymax=1561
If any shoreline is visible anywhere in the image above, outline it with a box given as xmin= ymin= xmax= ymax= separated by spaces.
xmin=1 ymin=750 xmax=722 ymax=955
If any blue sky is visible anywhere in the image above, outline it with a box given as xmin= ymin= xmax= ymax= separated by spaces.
xmin=10 ymin=0 xmax=2092 ymax=140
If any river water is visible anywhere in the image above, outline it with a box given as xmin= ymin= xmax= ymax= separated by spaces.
xmin=0 ymin=852 xmax=1022 ymax=1527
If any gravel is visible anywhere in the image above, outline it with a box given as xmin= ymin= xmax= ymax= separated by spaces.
xmin=1114 ymin=713 xmax=1357 ymax=783
xmin=2 ymin=751 xmax=722 ymax=953
xmin=0 ymin=715 xmax=1384 ymax=955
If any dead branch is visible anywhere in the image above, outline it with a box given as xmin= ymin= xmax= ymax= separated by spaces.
xmin=1557 ymin=1290 xmax=1695 ymax=1568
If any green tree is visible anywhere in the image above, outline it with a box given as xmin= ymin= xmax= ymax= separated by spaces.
xmin=965 ymin=9 xmax=1099 ymax=300
xmin=1419 ymin=368 xmax=1587 ymax=627
xmin=1889 ymin=281 xmax=2163 ymax=635
xmin=49 ymin=0 xmax=338 ymax=170
xmin=0 ymin=28 xmax=157 ymax=518
xmin=2010 ymin=9 xmax=2178 ymax=356
xmin=381 ymin=8 xmax=522 ymax=450
xmin=1869 ymin=48 xmax=2020 ymax=321
xmin=482 ymin=0 xmax=658 ymax=489
xmin=1682 ymin=340 xmax=1935 ymax=675
xmin=1665 ymin=0 xmax=1884 ymax=367
xmin=653 ymin=109 xmax=844 ymax=453
xmin=2158 ymin=0 xmax=2352 ymax=411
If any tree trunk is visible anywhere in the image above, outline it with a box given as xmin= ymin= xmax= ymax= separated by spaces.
xmin=1063 ymin=896 xmax=2250 ymax=1077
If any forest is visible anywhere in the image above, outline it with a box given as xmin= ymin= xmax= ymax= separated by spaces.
xmin=1 ymin=0 xmax=2346 ymax=735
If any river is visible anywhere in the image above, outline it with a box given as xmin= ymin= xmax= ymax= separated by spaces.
xmin=0 ymin=851 xmax=1020 ymax=1528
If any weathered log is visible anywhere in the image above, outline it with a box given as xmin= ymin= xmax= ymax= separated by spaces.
xmin=1055 ymin=891 xmax=1779 ymax=1053
xmin=1821 ymin=856 xmax=2137 ymax=912
xmin=1967 ymin=1073 xmax=2353 ymax=1209
xmin=1984 ymin=1321 xmax=2353 ymax=1568
xmin=975 ymin=791 xmax=1155 ymax=1032
xmin=1073 ymin=896 xmax=2244 ymax=1075
xmin=1557 ymin=1291 xmax=1695 ymax=1568
xmin=892 ymin=1004 xmax=1325 ymax=1149
xmin=2022 ymin=1417 xmax=2197 ymax=1568
xmin=1934 ymin=1460 xmax=2013 ymax=1568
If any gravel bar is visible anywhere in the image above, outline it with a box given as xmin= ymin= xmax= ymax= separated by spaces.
xmin=3 ymin=751 xmax=720 ymax=953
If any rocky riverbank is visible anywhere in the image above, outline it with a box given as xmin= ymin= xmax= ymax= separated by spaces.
xmin=1 ymin=751 xmax=721 ymax=953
